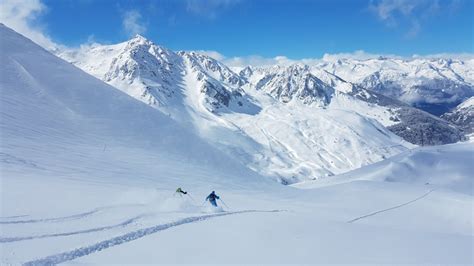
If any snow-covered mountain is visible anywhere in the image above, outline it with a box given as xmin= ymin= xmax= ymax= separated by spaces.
xmin=59 ymin=36 xmax=256 ymax=117
xmin=441 ymin=97 xmax=474 ymax=136
xmin=0 ymin=25 xmax=262 ymax=186
xmin=178 ymin=51 xmax=259 ymax=113
xmin=246 ymin=64 xmax=334 ymax=105
xmin=317 ymin=57 xmax=474 ymax=115
xmin=2 ymin=24 xmax=473 ymax=266
xmin=58 ymin=36 xmax=418 ymax=184
xmin=242 ymin=64 xmax=465 ymax=146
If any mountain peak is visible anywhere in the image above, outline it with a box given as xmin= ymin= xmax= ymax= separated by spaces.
xmin=132 ymin=34 xmax=148 ymax=41
xmin=125 ymin=34 xmax=153 ymax=47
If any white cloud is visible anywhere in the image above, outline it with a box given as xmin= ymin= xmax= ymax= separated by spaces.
xmin=321 ymin=51 xmax=474 ymax=61
xmin=369 ymin=0 xmax=417 ymax=24
xmin=186 ymin=0 xmax=240 ymax=19
xmin=194 ymin=50 xmax=226 ymax=61
xmin=122 ymin=10 xmax=146 ymax=36
xmin=0 ymin=1 xmax=147 ymax=49
xmin=218 ymin=51 xmax=394 ymax=68
xmin=187 ymin=51 xmax=297 ymax=67
xmin=405 ymin=19 xmax=421 ymax=38
xmin=201 ymin=50 xmax=474 ymax=68
xmin=221 ymin=55 xmax=294 ymax=68
xmin=223 ymin=55 xmax=309 ymax=67
xmin=0 ymin=0 xmax=58 ymax=50
xmin=412 ymin=53 xmax=474 ymax=61
xmin=321 ymin=50 xmax=403 ymax=61
xmin=368 ymin=0 xmax=447 ymax=37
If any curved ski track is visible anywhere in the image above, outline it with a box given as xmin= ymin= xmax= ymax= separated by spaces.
xmin=347 ymin=189 xmax=435 ymax=223
xmin=0 ymin=215 xmax=147 ymax=243
xmin=23 ymin=210 xmax=282 ymax=265
xmin=0 ymin=204 xmax=142 ymax=224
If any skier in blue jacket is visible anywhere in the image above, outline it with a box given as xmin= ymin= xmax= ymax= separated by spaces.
xmin=206 ymin=191 xmax=220 ymax=207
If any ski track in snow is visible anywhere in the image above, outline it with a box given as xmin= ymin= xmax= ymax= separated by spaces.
xmin=23 ymin=210 xmax=282 ymax=265
xmin=0 ymin=204 xmax=142 ymax=224
xmin=0 ymin=215 xmax=29 ymax=219
xmin=347 ymin=189 xmax=435 ymax=223
xmin=0 ymin=209 xmax=99 ymax=225
xmin=0 ymin=214 xmax=147 ymax=243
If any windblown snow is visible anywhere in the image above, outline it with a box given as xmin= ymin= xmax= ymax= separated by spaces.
xmin=1 ymin=25 xmax=473 ymax=265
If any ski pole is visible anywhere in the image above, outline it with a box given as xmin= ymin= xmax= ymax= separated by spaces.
xmin=219 ymin=198 xmax=230 ymax=209
xmin=186 ymin=194 xmax=197 ymax=203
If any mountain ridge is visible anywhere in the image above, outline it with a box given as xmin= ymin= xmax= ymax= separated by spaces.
xmin=56 ymin=35 xmax=411 ymax=183
xmin=56 ymin=33 xmax=468 ymax=183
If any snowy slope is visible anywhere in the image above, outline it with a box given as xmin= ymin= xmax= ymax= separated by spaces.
xmin=60 ymin=35 xmax=185 ymax=116
xmin=294 ymin=142 xmax=474 ymax=195
xmin=0 ymin=24 xmax=268 ymax=189
xmin=317 ymin=57 xmax=474 ymax=115
xmin=1 ymin=25 xmax=472 ymax=265
xmin=57 ymin=37 xmax=419 ymax=183
xmin=243 ymin=64 xmax=465 ymax=146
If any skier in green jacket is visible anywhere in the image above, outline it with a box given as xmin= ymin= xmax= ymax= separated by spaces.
xmin=176 ymin=187 xmax=187 ymax=195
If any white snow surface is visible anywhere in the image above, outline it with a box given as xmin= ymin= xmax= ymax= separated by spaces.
xmin=294 ymin=143 xmax=474 ymax=195
xmin=457 ymin=96 xmax=474 ymax=110
xmin=1 ymin=25 xmax=473 ymax=265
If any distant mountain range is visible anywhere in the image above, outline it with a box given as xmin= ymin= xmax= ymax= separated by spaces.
xmin=315 ymin=56 xmax=474 ymax=115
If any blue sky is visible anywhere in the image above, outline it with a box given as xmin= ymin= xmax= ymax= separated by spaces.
xmin=1 ymin=0 xmax=473 ymax=59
